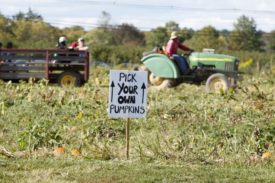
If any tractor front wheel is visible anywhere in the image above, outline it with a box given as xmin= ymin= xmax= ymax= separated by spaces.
xmin=58 ymin=71 xmax=82 ymax=87
xmin=205 ymin=73 xmax=229 ymax=93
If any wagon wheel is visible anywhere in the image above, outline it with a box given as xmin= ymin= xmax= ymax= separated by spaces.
xmin=149 ymin=73 xmax=176 ymax=90
xmin=58 ymin=71 xmax=82 ymax=87
xmin=205 ymin=73 xmax=229 ymax=93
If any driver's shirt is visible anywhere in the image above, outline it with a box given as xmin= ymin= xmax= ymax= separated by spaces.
xmin=165 ymin=39 xmax=191 ymax=57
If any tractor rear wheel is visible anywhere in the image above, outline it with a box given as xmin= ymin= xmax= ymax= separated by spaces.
xmin=58 ymin=71 xmax=82 ymax=87
xmin=149 ymin=73 xmax=176 ymax=90
xmin=205 ymin=73 xmax=229 ymax=93
xmin=139 ymin=65 xmax=150 ymax=82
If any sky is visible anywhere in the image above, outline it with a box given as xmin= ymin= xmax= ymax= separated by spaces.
xmin=0 ymin=0 xmax=275 ymax=32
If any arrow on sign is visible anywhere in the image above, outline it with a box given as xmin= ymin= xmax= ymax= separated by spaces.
xmin=110 ymin=81 xmax=115 ymax=102
xmin=141 ymin=83 xmax=146 ymax=104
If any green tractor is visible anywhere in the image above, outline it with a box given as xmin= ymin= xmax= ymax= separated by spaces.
xmin=140 ymin=49 xmax=240 ymax=92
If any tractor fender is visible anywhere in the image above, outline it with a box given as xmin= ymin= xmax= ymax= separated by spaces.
xmin=141 ymin=54 xmax=180 ymax=78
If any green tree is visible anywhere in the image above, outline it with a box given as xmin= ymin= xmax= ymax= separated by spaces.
xmin=13 ymin=8 xmax=43 ymax=21
xmin=0 ymin=15 xmax=14 ymax=43
xmin=97 ymin=11 xmax=111 ymax=29
xmin=85 ymin=28 xmax=114 ymax=46
xmin=112 ymin=23 xmax=145 ymax=46
xmin=165 ymin=21 xmax=180 ymax=32
xmin=62 ymin=26 xmax=86 ymax=43
xmin=85 ymin=23 xmax=145 ymax=47
xmin=178 ymin=27 xmax=194 ymax=42
xmin=86 ymin=11 xmax=115 ymax=46
xmin=145 ymin=27 xmax=168 ymax=47
xmin=267 ymin=30 xmax=275 ymax=51
xmin=187 ymin=26 xmax=220 ymax=51
xmin=228 ymin=15 xmax=263 ymax=51
xmin=13 ymin=20 xmax=61 ymax=48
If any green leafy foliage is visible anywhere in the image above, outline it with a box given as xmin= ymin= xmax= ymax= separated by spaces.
xmin=0 ymin=72 xmax=274 ymax=163
xmin=12 ymin=8 xmax=43 ymax=21
xmin=18 ymin=120 xmax=63 ymax=151
xmin=165 ymin=21 xmax=180 ymax=32
xmin=266 ymin=30 xmax=275 ymax=51
xmin=187 ymin=26 xmax=221 ymax=51
xmin=0 ymin=11 xmax=274 ymax=71
xmin=12 ymin=20 xmax=61 ymax=48
xmin=145 ymin=27 xmax=169 ymax=47
xmin=112 ymin=23 xmax=145 ymax=46
xmin=0 ymin=15 xmax=14 ymax=44
xmin=63 ymin=26 xmax=86 ymax=43
xmin=228 ymin=15 xmax=263 ymax=51
xmin=0 ymin=69 xmax=274 ymax=182
xmin=91 ymin=45 xmax=146 ymax=65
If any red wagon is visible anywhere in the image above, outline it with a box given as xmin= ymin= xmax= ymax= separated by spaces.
xmin=0 ymin=48 xmax=89 ymax=86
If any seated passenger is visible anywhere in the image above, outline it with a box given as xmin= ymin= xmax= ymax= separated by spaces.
xmin=54 ymin=36 xmax=68 ymax=63
xmin=68 ymin=41 xmax=78 ymax=50
xmin=56 ymin=36 xmax=67 ymax=49
xmin=76 ymin=37 xmax=89 ymax=51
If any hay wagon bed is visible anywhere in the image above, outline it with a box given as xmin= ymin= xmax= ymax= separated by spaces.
xmin=0 ymin=48 xmax=89 ymax=86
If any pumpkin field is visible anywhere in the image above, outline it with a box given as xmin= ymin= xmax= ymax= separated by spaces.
xmin=0 ymin=66 xmax=275 ymax=182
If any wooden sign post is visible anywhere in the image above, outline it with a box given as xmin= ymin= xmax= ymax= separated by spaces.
xmin=108 ymin=70 xmax=148 ymax=159
xmin=126 ymin=118 xmax=130 ymax=159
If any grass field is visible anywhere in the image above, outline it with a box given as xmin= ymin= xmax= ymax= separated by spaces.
xmin=1 ymin=158 xmax=275 ymax=182
xmin=0 ymin=68 xmax=274 ymax=182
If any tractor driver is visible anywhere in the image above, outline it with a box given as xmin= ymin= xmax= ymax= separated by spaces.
xmin=165 ymin=31 xmax=193 ymax=74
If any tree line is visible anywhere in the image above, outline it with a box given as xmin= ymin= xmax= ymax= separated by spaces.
xmin=0 ymin=9 xmax=274 ymax=67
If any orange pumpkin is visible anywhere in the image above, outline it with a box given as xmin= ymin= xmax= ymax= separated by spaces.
xmin=262 ymin=151 xmax=272 ymax=160
xmin=71 ymin=149 xmax=81 ymax=157
xmin=53 ymin=147 xmax=65 ymax=156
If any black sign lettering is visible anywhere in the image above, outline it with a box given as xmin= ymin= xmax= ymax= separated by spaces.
xmin=141 ymin=83 xmax=146 ymax=104
xmin=118 ymin=95 xmax=136 ymax=104
xmin=110 ymin=81 xmax=115 ymax=102
xmin=118 ymin=83 xmax=138 ymax=95
xmin=119 ymin=73 xmax=137 ymax=82
xmin=109 ymin=104 xmax=145 ymax=114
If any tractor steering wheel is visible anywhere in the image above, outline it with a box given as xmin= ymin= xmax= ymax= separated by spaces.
xmin=183 ymin=49 xmax=194 ymax=57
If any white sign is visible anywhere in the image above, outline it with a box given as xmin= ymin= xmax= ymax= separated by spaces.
xmin=108 ymin=70 xmax=148 ymax=118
